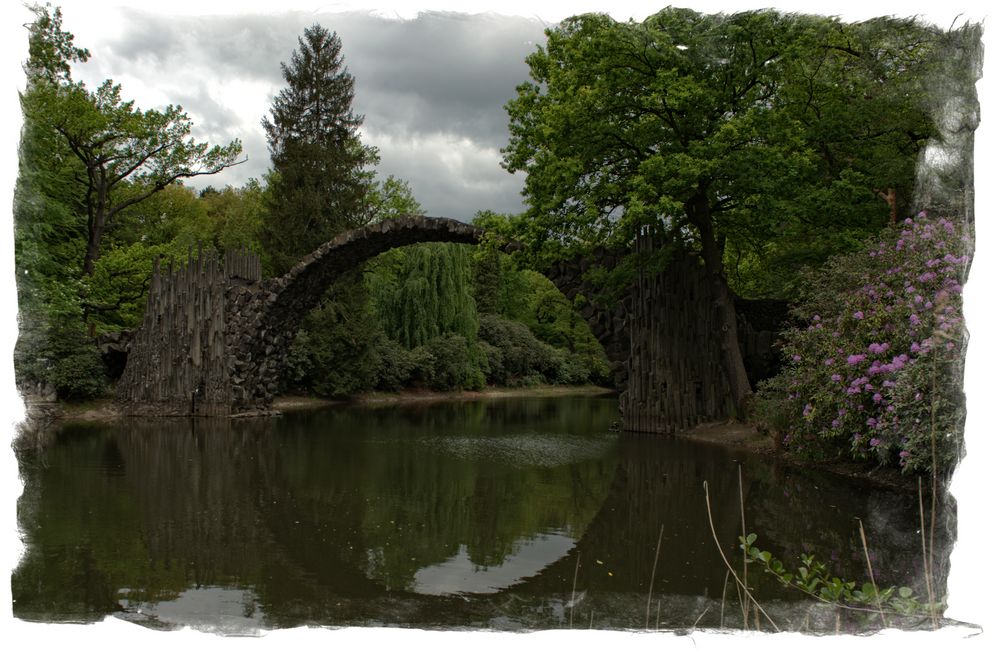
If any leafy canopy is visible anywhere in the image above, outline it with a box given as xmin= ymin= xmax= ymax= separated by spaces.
xmin=21 ymin=3 xmax=244 ymax=276
xmin=502 ymin=8 xmax=950 ymax=297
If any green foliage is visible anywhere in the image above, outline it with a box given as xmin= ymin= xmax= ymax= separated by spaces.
xmin=369 ymin=336 xmax=417 ymax=391
xmin=14 ymin=307 xmax=107 ymax=400
xmin=195 ymin=180 xmax=267 ymax=254
xmin=83 ymin=242 xmax=168 ymax=332
xmin=471 ymin=214 xmax=612 ymax=386
xmin=262 ymin=23 xmax=384 ymax=396
xmin=105 ymin=182 xmax=208 ymax=248
xmin=503 ymin=9 xmax=806 ymax=263
xmin=24 ymin=3 xmax=90 ymax=85
xmin=477 ymin=314 xmax=562 ymax=386
xmin=739 ymin=533 xmax=941 ymax=619
xmin=361 ymin=175 xmax=423 ymax=224
xmin=13 ymin=130 xmax=85 ymax=298
xmin=506 ymin=271 xmax=611 ymax=385
xmin=368 ymin=243 xmax=479 ymax=349
xmin=21 ymin=10 xmax=243 ymax=276
xmin=501 ymin=8 xmax=974 ymax=299
xmin=422 ymin=335 xmax=486 ymax=391
xmin=284 ymin=276 xmax=380 ymax=398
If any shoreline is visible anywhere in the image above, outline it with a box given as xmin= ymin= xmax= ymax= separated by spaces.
xmin=275 ymin=384 xmax=617 ymax=411
xmin=12 ymin=384 xmax=619 ymax=427
xmin=14 ymin=385 xmax=937 ymax=494
xmin=673 ymin=419 xmax=933 ymax=494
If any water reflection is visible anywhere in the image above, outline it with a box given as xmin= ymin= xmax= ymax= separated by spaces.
xmin=119 ymin=586 xmax=264 ymax=634
xmin=12 ymin=395 xmax=953 ymax=632
xmin=411 ymin=531 xmax=576 ymax=595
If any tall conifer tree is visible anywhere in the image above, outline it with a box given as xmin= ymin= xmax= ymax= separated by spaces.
xmin=261 ymin=24 xmax=377 ymax=275
xmin=262 ymin=24 xmax=380 ymax=397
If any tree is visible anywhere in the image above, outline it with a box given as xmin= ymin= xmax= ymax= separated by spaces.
xmin=501 ymin=8 xmax=958 ymax=410
xmin=369 ymin=243 xmax=479 ymax=350
xmin=259 ymin=23 xmax=383 ymax=396
xmin=197 ymin=179 xmax=268 ymax=254
xmin=260 ymin=23 xmax=378 ymax=275
xmin=364 ymin=177 xmax=477 ymax=348
xmin=21 ymin=4 xmax=244 ymax=277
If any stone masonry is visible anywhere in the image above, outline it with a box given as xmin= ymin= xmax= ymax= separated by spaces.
xmin=119 ymin=216 xmax=480 ymax=416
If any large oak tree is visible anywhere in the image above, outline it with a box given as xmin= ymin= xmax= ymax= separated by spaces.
xmin=501 ymin=8 xmax=958 ymax=409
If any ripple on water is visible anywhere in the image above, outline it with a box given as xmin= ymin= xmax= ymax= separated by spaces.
xmin=421 ymin=432 xmax=617 ymax=468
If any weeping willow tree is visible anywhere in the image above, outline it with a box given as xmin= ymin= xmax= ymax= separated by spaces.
xmin=368 ymin=243 xmax=479 ymax=349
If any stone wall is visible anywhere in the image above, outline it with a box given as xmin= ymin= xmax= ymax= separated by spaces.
xmin=621 ymin=248 xmax=733 ymax=433
xmin=735 ymin=298 xmax=789 ymax=388
xmin=117 ymin=247 xmax=240 ymax=416
xmin=119 ymin=217 xmax=481 ymax=416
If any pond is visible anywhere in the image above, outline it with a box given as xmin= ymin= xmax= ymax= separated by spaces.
xmin=11 ymin=394 xmax=952 ymax=633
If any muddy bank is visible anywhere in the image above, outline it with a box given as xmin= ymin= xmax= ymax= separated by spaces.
xmin=15 ymin=385 xmax=617 ymax=427
xmin=351 ymin=384 xmax=616 ymax=406
xmin=272 ymin=385 xmax=617 ymax=412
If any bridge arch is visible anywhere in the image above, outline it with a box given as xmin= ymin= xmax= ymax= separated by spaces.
xmin=262 ymin=215 xmax=480 ymax=337
xmin=118 ymin=215 xmax=773 ymax=431
xmin=119 ymin=216 xmax=480 ymax=416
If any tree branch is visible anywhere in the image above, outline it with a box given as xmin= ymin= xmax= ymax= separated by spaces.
xmin=106 ymin=155 xmax=247 ymax=222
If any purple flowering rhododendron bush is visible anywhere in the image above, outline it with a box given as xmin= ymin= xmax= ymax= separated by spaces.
xmin=753 ymin=214 xmax=970 ymax=475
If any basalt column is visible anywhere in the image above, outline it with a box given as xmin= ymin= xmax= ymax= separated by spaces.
xmin=117 ymin=248 xmax=262 ymax=416
xmin=619 ymin=238 xmax=734 ymax=433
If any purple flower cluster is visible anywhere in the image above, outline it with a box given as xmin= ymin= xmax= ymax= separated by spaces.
xmin=762 ymin=215 xmax=969 ymax=473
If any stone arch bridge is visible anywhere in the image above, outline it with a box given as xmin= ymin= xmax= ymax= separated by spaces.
xmin=118 ymin=216 xmax=781 ymax=431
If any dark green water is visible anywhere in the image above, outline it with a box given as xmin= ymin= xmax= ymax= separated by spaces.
xmin=11 ymin=395 xmax=951 ymax=633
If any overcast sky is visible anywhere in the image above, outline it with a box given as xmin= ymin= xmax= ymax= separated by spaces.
xmin=1 ymin=0 xmax=998 ymax=649
xmin=3 ymin=0 xmax=991 ymax=220
xmin=56 ymin=6 xmax=549 ymax=220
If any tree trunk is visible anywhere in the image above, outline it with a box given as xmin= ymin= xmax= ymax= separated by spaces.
xmin=82 ymin=183 xmax=107 ymax=276
xmin=82 ymin=222 xmax=102 ymax=276
xmin=686 ymin=189 xmax=752 ymax=413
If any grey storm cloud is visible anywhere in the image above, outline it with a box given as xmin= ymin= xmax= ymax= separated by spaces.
xmin=82 ymin=8 xmax=550 ymax=219
xmin=171 ymin=80 xmax=243 ymax=136
xmin=338 ymin=12 xmax=546 ymax=145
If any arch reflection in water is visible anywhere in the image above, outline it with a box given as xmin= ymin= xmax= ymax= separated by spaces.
xmin=410 ymin=531 xmax=577 ymax=595
xmin=275 ymin=398 xmax=619 ymax=594
xmin=12 ymin=395 xmax=951 ymax=631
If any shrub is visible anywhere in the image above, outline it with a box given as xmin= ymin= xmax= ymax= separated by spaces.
xmin=51 ymin=347 xmax=109 ymax=399
xmin=476 ymin=339 xmax=503 ymax=382
xmin=477 ymin=314 xmax=563 ymax=385
xmin=556 ymin=352 xmax=592 ymax=386
xmin=14 ymin=320 xmax=108 ymax=400
xmin=371 ymin=336 xmax=416 ymax=391
xmin=407 ymin=345 xmax=436 ymax=387
xmin=14 ymin=277 xmax=110 ymax=400
xmin=754 ymin=214 xmax=968 ymax=474
xmin=284 ymin=288 xmax=380 ymax=398
xmin=424 ymin=335 xmax=484 ymax=391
